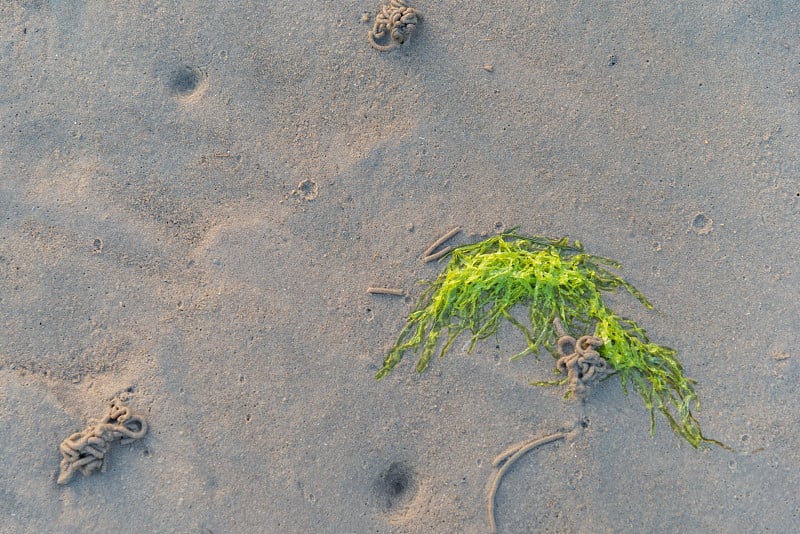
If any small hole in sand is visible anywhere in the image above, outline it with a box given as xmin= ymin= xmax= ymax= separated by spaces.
xmin=690 ymin=212 xmax=713 ymax=235
xmin=168 ymin=65 xmax=207 ymax=99
xmin=373 ymin=462 xmax=416 ymax=511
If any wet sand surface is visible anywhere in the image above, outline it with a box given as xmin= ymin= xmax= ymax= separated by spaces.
xmin=1 ymin=2 xmax=798 ymax=532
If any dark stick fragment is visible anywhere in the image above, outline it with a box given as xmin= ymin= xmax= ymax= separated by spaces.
xmin=422 ymin=226 xmax=461 ymax=258
xmin=422 ymin=246 xmax=454 ymax=263
xmin=367 ymin=287 xmax=406 ymax=296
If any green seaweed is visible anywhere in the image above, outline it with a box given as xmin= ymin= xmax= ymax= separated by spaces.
xmin=376 ymin=230 xmax=725 ymax=448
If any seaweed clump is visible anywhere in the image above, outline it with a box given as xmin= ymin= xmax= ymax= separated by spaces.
xmin=376 ymin=231 xmax=722 ymax=448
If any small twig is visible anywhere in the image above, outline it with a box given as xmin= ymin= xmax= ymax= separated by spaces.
xmin=553 ymin=315 xmax=568 ymax=337
xmin=367 ymin=287 xmax=405 ymax=296
xmin=422 ymin=226 xmax=461 ymax=257
xmin=421 ymin=246 xmax=453 ymax=263
xmin=487 ymin=431 xmax=567 ymax=533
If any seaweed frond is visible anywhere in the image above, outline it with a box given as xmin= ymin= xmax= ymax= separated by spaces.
xmin=376 ymin=230 xmax=725 ymax=448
